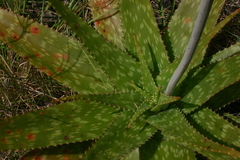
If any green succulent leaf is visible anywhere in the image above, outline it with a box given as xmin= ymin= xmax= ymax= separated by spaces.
xmin=82 ymin=110 xmax=157 ymax=160
xmin=48 ymin=0 xmax=142 ymax=91
xmin=164 ymin=0 xmax=224 ymax=60
xmin=179 ymin=54 xmax=240 ymax=113
xmin=19 ymin=141 xmax=93 ymax=160
xmin=210 ymin=42 xmax=240 ymax=64
xmin=120 ymin=0 xmax=169 ymax=73
xmin=201 ymin=80 xmax=240 ymax=111
xmin=188 ymin=108 xmax=240 ymax=150
xmin=140 ymin=132 xmax=197 ymax=160
xmin=89 ymin=0 xmax=125 ymax=50
xmin=54 ymin=91 xmax=144 ymax=111
xmin=191 ymin=8 xmax=240 ymax=68
xmin=147 ymin=108 xmax=240 ymax=159
xmin=0 ymin=100 xmax=119 ymax=150
xmin=0 ymin=9 xmax=114 ymax=94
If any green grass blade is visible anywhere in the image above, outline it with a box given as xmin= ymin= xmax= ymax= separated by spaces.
xmin=0 ymin=100 xmax=119 ymax=150
xmin=120 ymin=0 xmax=169 ymax=73
xmin=82 ymin=111 xmax=157 ymax=160
xmin=0 ymin=9 xmax=114 ymax=94
xmin=48 ymin=0 xmax=142 ymax=91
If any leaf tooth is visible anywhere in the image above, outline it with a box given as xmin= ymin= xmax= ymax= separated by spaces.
xmin=187 ymin=107 xmax=240 ymax=149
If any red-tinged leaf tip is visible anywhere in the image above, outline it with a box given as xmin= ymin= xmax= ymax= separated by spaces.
xmin=30 ymin=26 xmax=40 ymax=35
xmin=27 ymin=133 xmax=35 ymax=141
xmin=185 ymin=18 xmax=191 ymax=23
xmin=63 ymin=157 xmax=70 ymax=160
xmin=1 ymin=138 xmax=7 ymax=143
xmin=12 ymin=34 xmax=19 ymax=40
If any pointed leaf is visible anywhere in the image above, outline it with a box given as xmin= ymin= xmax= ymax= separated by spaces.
xmin=191 ymin=8 xmax=240 ymax=68
xmin=49 ymin=0 xmax=142 ymax=91
xmin=55 ymin=91 xmax=144 ymax=111
xmin=189 ymin=108 xmax=240 ymax=150
xmin=132 ymin=34 xmax=156 ymax=94
xmin=147 ymin=108 xmax=240 ymax=159
xmin=201 ymin=80 xmax=240 ymax=111
xmin=140 ymin=132 xmax=196 ymax=160
xmin=120 ymin=0 xmax=169 ymax=72
xmin=0 ymin=100 xmax=119 ymax=150
xmin=179 ymin=54 xmax=240 ymax=113
xmin=210 ymin=42 xmax=240 ymax=64
xmin=164 ymin=0 xmax=224 ymax=60
xmin=0 ymin=9 xmax=114 ymax=94
xmin=20 ymin=141 xmax=93 ymax=160
xmin=89 ymin=0 xmax=125 ymax=49
xmin=82 ymin=111 xmax=157 ymax=160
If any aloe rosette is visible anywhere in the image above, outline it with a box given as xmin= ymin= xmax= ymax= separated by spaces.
xmin=0 ymin=0 xmax=240 ymax=159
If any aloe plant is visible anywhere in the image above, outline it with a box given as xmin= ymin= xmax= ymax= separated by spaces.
xmin=0 ymin=0 xmax=240 ymax=159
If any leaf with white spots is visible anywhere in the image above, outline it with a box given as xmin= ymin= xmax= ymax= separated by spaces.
xmin=49 ymin=0 xmax=142 ymax=91
xmin=140 ymin=132 xmax=197 ymax=160
xmin=82 ymin=111 xmax=158 ymax=160
xmin=164 ymin=0 xmax=224 ymax=60
xmin=179 ymin=54 xmax=240 ymax=114
xmin=54 ymin=91 xmax=144 ymax=111
xmin=0 ymin=9 xmax=114 ymax=94
xmin=147 ymin=108 xmax=240 ymax=159
xmin=191 ymin=8 xmax=240 ymax=68
xmin=89 ymin=0 xmax=125 ymax=50
xmin=120 ymin=0 xmax=169 ymax=73
xmin=201 ymin=80 xmax=240 ymax=111
xmin=156 ymin=9 xmax=240 ymax=94
xmin=210 ymin=42 xmax=240 ymax=64
xmin=20 ymin=141 xmax=93 ymax=160
xmin=188 ymin=108 xmax=240 ymax=150
xmin=0 ymin=100 xmax=119 ymax=150
xmin=132 ymin=33 xmax=156 ymax=94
